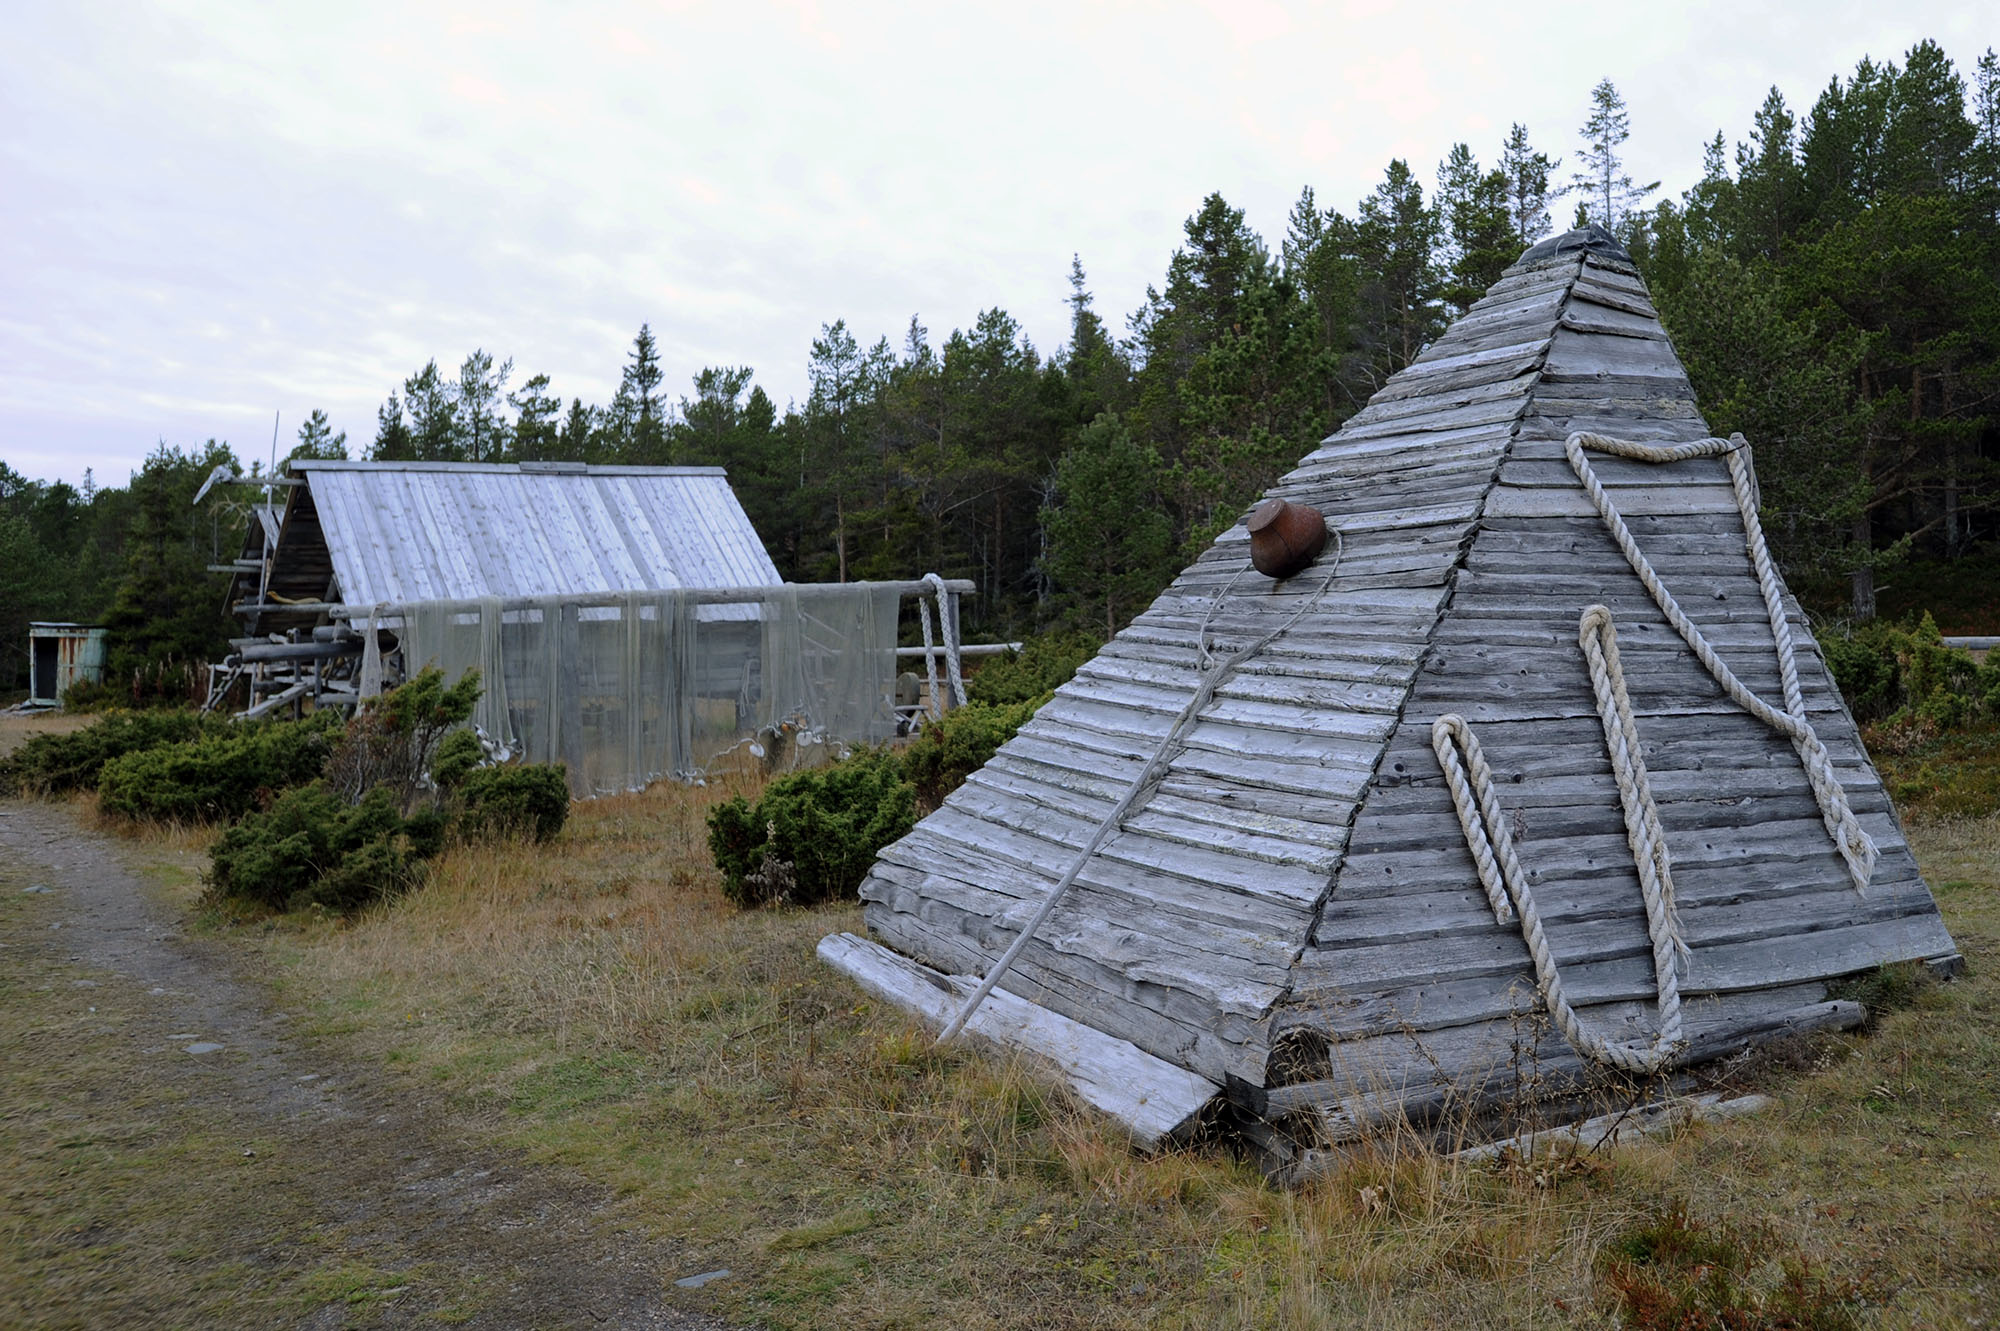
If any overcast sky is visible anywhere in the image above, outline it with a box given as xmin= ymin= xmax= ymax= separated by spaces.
xmin=2 ymin=1 xmax=1990 ymax=489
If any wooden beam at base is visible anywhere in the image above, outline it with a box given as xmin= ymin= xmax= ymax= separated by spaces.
xmin=817 ymin=931 xmax=1221 ymax=1148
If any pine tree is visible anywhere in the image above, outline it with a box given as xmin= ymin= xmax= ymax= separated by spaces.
xmin=370 ymin=393 xmax=414 ymax=460
xmin=1058 ymin=255 xmax=1128 ymax=423
xmin=1041 ymin=414 xmax=1173 ymax=635
xmin=101 ymin=440 xmax=240 ymax=699
xmin=1499 ymin=123 xmax=1563 ymax=247
xmin=1435 ymin=144 xmax=1517 ymax=312
xmin=402 ymin=360 xmax=460 ymax=460
xmin=1573 ymin=78 xmax=1660 ymax=233
xmin=557 ymin=398 xmax=597 ymax=462
xmin=289 ymin=409 xmax=348 ymax=462
xmin=506 ymin=373 xmax=562 ymax=460
xmin=455 ymin=349 xmax=513 ymax=463
xmin=1353 ymin=160 xmax=1442 ymax=379
xmin=1283 ymin=186 xmax=1364 ymax=420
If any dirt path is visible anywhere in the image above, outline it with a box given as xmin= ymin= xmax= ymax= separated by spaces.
xmin=0 ymin=800 xmax=741 ymax=1330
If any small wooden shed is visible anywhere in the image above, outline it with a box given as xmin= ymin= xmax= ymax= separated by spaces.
xmin=822 ymin=226 xmax=1959 ymax=1171
xmin=27 ymin=623 xmax=108 ymax=707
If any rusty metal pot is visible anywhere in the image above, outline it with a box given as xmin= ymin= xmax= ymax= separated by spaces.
xmin=1247 ymin=497 xmax=1328 ymax=579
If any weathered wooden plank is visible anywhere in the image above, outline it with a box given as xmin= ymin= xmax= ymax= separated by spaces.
xmin=1565 ymin=282 xmax=1661 ymax=320
xmin=864 ymin=875 xmax=1294 ymax=1057
xmin=1310 ymin=863 xmax=1940 ymax=961
xmin=859 ymin=871 xmax=1295 ymax=1014
xmin=1299 ymin=419 xmax=1517 ymax=467
xmin=1558 ymin=307 xmax=1668 ymax=340
xmin=861 ymin=863 xmax=1298 ymax=1005
xmin=1388 ymin=337 xmax=1551 ymax=381
xmin=963 ymin=763 xmax=1344 ymax=871
xmin=1102 ymin=636 xmax=1425 ymax=688
xmin=1338 ymin=395 xmax=1535 ymax=443
xmin=1542 ymin=327 xmax=1689 ymax=380
xmin=857 ymin=900 xmax=1261 ymax=1083
xmin=1077 ymin=653 xmax=1411 ymax=714
xmin=1259 ymin=991 xmax=1852 ymax=1120
xmin=915 ymin=791 xmax=1331 ymax=914
xmin=944 ymin=779 xmax=1333 ymax=905
xmin=1496 ymin=454 xmax=1730 ymax=489
xmin=1293 ymin=899 xmax=1950 ymax=1003
xmin=819 ymin=932 xmax=1221 ymax=1146
xmin=1483 ymin=484 xmax=1739 ymax=518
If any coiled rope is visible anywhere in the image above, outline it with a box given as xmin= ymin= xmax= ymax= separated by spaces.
xmin=1431 ymin=429 xmax=1877 ymax=1074
xmin=937 ymin=523 xmax=1346 ymax=1043
xmin=918 ymin=571 xmax=968 ymax=719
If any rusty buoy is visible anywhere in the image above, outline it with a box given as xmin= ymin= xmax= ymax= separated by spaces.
xmin=1247 ymin=497 xmax=1328 ymax=579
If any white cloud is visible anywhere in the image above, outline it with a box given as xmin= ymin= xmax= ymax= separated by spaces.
xmin=0 ymin=0 xmax=1987 ymax=485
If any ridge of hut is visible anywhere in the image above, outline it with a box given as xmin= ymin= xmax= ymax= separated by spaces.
xmin=820 ymin=225 xmax=1960 ymax=1173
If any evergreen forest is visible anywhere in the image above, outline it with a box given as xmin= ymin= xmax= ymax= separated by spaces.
xmin=5 ymin=40 xmax=1998 ymax=697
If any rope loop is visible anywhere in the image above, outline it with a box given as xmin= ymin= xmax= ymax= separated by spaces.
xmin=1431 ymin=428 xmax=1876 ymax=1075
xmin=1564 ymin=432 xmax=1876 ymax=894
xmin=918 ymin=572 xmax=968 ymax=719
xmin=1432 ymin=706 xmax=1685 ymax=1075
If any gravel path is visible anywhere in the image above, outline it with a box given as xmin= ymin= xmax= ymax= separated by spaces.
xmin=0 ymin=800 xmax=741 ymax=1330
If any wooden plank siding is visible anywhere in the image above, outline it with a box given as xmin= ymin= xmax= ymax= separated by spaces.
xmin=850 ymin=232 xmax=1957 ymax=1134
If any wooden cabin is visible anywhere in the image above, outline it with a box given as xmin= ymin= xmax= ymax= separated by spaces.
xmin=26 ymin=622 xmax=108 ymax=708
xmin=211 ymin=460 xmax=784 ymax=718
xmin=821 ymin=226 xmax=1959 ymax=1173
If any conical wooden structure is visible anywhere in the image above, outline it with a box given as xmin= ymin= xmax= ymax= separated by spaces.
xmin=820 ymin=227 xmax=1958 ymax=1163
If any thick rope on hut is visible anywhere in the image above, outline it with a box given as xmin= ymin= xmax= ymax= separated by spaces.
xmin=1432 ymin=429 xmax=1880 ymax=1076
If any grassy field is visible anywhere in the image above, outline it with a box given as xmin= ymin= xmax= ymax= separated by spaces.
xmin=211 ymin=775 xmax=1996 ymax=1329
xmin=8 ymin=697 xmax=1996 ymax=1327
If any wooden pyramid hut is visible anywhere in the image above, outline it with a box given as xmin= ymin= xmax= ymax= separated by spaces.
xmin=819 ymin=225 xmax=1959 ymax=1168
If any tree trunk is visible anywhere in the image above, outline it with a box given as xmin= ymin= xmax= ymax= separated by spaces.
xmin=835 ymin=492 xmax=848 ymax=583
xmin=1850 ymin=506 xmax=1875 ymax=622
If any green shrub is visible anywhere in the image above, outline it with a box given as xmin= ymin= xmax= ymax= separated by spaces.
xmin=207 ymin=783 xmax=437 ymax=914
xmin=900 ymin=697 xmax=1042 ymax=806
xmin=966 ymin=630 xmax=1100 ymax=705
xmin=58 ymin=676 xmax=123 ymax=714
xmin=457 ymin=763 xmax=570 ymax=842
xmin=323 ymin=666 xmax=482 ymax=810
xmin=97 ymin=710 xmax=342 ymax=822
xmin=0 ymin=709 xmax=223 ymax=797
xmin=430 ymin=727 xmax=486 ymax=790
xmin=1821 ymin=613 xmax=2000 ymax=731
xmin=707 ymin=748 xmax=916 ymax=908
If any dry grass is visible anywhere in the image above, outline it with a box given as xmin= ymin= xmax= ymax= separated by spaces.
xmin=211 ymin=771 xmax=1998 ymax=1329
xmin=0 ymin=710 xmax=89 ymax=758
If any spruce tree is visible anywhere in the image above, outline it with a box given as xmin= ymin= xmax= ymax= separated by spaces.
xmin=616 ymin=324 xmax=669 ymax=463
xmin=1573 ymin=78 xmax=1660 ymax=232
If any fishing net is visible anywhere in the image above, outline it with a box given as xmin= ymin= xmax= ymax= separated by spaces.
xmin=396 ymin=585 xmax=902 ymax=796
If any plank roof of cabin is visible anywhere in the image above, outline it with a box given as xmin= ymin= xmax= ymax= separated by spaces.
xmin=233 ymin=461 xmax=780 ymax=630
xmin=848 ymin=226 xmax=1957 ymax=1138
